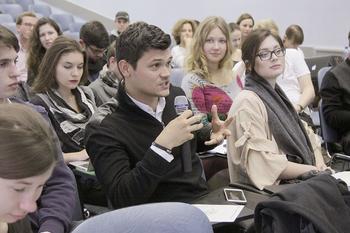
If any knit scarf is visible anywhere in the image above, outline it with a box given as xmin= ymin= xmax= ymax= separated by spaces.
xmin=37 ymin=87 xmax=95 ymax=149
xmin=245 ymin=73 xmax=315 ymax=165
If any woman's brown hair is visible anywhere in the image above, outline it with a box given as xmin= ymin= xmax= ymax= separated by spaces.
xmin=236 ymin=13 xmax=255 ymax=26
xmin=241 ymin=29 xmax=284 ymax=74
xmin=0 ymin=103 xmax=58 ymax=179
xmin=32 ymin=36 xmax=88 ymax=93
xmin=27 ymin=17 xmax=62 ymax=86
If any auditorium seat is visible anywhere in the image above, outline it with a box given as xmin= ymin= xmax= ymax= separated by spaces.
xmin=0 ymin=13 xmax=14 ymax=23
xmin=14 ymin=0 xmax=33 ymax=11
xmin=50 ymin=13 xmax=74 ymax=32
xmin=29 ymin=4 xmax=52 ymax=17
xmin=0 ymin=3 xmax=23 ymax=20
xmin=63 ymin=31 xmax=79 ymax=41
xmin=69 ymin=21 xmax=84 ymax=32
xmin=2 ymin=22 xmax=16 ymax=34
xmin=170 ymin=68 xmax=185 ymax=87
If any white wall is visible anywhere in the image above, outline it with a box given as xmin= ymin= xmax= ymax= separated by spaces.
xmin=64 ymin=0 xmax=349 ymax=51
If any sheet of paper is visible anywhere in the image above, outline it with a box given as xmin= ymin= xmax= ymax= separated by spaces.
xmin=192 ymin=204 xmax=244 ymax=223
xmin=207 ymin=139 xmax=227 ymax=155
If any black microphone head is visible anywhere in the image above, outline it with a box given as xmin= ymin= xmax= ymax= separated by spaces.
xmin=174 ymin=95 xmax=189 ymax=115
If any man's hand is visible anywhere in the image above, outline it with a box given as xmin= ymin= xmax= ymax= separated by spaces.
xmin=205 ymin=105 xmax=233 ymax=145
xmin=155 ymin=110 xmax=203 ymax=150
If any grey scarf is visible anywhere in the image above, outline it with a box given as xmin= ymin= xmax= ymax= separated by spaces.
xmin=245 ymin=73 xmax=315 ymax=165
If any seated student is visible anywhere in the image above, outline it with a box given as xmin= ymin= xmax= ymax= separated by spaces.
xmin=0 ymin=104 xmax=58 ymax=233
xmin=0 ymin=25 xmax=76 ymax=233
xmin=227 ymin=29 xmax=328 ymax=190
xmin=236 ymin=13 xmax=254 ymax=43
xmin=15 ymin=12 xmax=38 ymax=82
xmin=27 ymin=17 xmax=62 ymax=86
xmin=30 ymin=36 xmax=106 ymax=206
xmin=31 ymin=36 xmax=96 ymax=163
xmin=229 ymin=22 xmax=246 ymax=89
xmin=278 ymin=24 xmax=315 ymax=118
xmin=283 ymin=24 xmax=306 ymax=58
xmin=110 ymin=11 xmax=130 ymax=42
xmin=85 ymin=22 xmax=232 ymax=209
xmin=89 ymin=40 xmax=122 ymax=106
xmin=79 ymin=21 xmax=110 ymax=83
xmin=228 ymin=22 xmax=242 ymax=66
xmin=182 ymin=16 xmax=243 ymax=125
xmin=320 ymin=40 xmax=350 ymax=155
xmin=171 ymin=19 xmax=196 ymax=68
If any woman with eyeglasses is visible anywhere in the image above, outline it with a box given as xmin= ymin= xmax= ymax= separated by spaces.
xmin=226 ymin=29 xmax=328 ymax=190
xmin=27 ymin=17 xmax=62 ymax=86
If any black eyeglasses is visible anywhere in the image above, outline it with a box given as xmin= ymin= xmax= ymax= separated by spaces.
xmin=256 ymin=48 xmax=285 ymax=61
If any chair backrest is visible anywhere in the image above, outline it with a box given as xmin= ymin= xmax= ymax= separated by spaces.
xmin=50 ymin=13 xmax=74 ymax=32
xmin=69 ymin=21 xmax=84 ymax=32
xmin=317 ymin=66 xmax=332 ymax=90
xmin=29 ymin=4 xmax=52 ymax=17
xmin=0 ymin=4 xmax=24 ymax=21
xmin=170 ymin=68 xmax=185 ymax=87
xmin=0 ymin=13 xmax=14 ymax=23
xmin=305 ymin=56 xmax=335 ymax=95
xmin=319 ymin=100 xmax=339 ymax=144
xmin=14 ymin=0 xmax=34 ymax=11
xmin=1 ymin=22 xmax=16 ymax=34
xmin=63 ymin=31 xmax=79 ymax=41
xmin=318 ymin=66 xmax=340 ymax=146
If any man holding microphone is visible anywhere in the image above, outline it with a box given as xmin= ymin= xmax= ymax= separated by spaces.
xmin=85 ymin=22 xmax=232 ymax=209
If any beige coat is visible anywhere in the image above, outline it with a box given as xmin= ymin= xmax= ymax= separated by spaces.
xmin=227 ymin=90 xmax=324 ymax=190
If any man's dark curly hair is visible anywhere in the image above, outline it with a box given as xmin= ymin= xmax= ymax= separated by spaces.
xmin=115 ymin=22 xmax=171 ymax=69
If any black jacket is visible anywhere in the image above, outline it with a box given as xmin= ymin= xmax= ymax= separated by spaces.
xmin=320 ymin=58 xmax=350 ymax=134
xmin=255 ymin=174 xmax=350 ymax=233
xmin=85 ymin=84 xmax=209 ymax=208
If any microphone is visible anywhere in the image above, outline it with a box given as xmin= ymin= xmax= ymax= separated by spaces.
xmin=174 ymin=96 xmax=192 ymax=173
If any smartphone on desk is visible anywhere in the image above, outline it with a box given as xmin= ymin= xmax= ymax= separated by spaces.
xmin=223 ymin=188 xmax=247 ymax=204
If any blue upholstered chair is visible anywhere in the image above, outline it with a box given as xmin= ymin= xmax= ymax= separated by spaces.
xmin=0 ymin=3 xmax=23 ymax=20
xmin=50 ymin=13 xmax=74 ymax=32
xmin=29 ymin=4 xmax=52 ymax=17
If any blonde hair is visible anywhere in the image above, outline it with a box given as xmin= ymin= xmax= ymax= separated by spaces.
xmin=186 ymin=16 xmax=233 ymax=80
xmin=254 ymin=19 xmax=280 ymax=35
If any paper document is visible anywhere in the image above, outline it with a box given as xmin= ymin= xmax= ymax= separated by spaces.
xmin=333 ymin=171 xmax=350 ymax=190
xmin=207 ymin=140 xmax=227 ymax=155
xmin=192 ymin=204 xmax=244 ymax=223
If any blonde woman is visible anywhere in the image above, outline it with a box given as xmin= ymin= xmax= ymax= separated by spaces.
xmin=182 ymin=16 xmax=243 ymax=124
